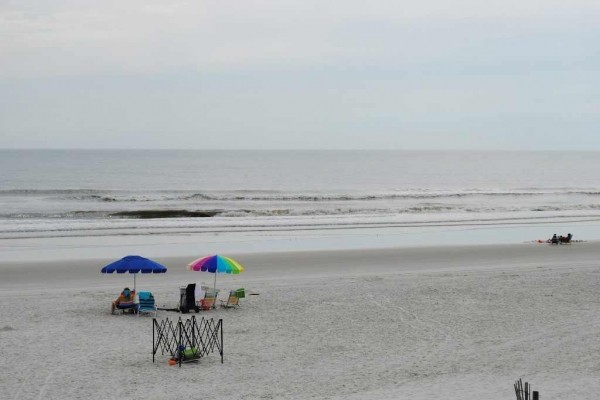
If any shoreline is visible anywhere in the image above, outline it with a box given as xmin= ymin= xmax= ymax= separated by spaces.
xmin=2 ymin=241 xmax=597 ymax=289
xmin=1 ymin=217 xmax=598 ymax=263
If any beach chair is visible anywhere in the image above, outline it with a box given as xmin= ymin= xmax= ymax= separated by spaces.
xmin=113 ymin=302 xmax=137 ymax=314
xmin=111 ymin=289 xmax=137 ymax=315
xmin=198 ymin=289 xmax=219 ymax=310
xmin=137 ymin=291 xmax=157 ymax=317
xmin=219 ymin=290 xmax=240 ymax=308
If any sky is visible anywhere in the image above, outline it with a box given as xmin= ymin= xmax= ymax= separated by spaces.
xmin=0 ymin=0 xmax=599 ymax=150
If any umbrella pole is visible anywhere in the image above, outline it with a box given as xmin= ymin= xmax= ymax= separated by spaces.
xmin=213 ymin=273 xmax=217 ymax=292
xmin=134 ymin=273 xmax=136 ymax=294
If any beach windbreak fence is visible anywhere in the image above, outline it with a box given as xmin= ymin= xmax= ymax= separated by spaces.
xmin=153 ymin=316 xmax=223 ymax=367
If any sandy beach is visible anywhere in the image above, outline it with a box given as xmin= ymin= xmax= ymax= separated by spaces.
xmin=1 ymin=241 xmax=599 ymax=400
xmin=4 ymin=0 xmax=600 ymax=396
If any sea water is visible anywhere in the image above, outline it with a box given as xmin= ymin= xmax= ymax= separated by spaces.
xmin=1 ymin=149 xmax=599 ymax=260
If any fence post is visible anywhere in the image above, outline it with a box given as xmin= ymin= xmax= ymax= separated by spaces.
xmin=221 ymin=319 xmax=224 ymax=364
xmin=178 ymin=318 xmax=183 ymax=368
xmin=152 ymin=318 xmax=155 ymax=363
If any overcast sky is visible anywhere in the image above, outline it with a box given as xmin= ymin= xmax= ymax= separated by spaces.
xmin=1 ymin=0 xmax=598 ymax=150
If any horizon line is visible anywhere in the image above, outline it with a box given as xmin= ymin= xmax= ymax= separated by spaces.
xmin=0 ymin=147 xmax=598 ymax=152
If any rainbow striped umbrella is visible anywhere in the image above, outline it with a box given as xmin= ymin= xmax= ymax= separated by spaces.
xmin=187 ymin=255 xmax=245 ymax=290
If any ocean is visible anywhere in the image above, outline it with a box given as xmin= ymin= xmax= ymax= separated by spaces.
xmin=1 ymin=149 xmax=600 ymax=242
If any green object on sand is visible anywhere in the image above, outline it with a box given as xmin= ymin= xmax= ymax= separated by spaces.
xmin=182 ymin=347 xmax=198 ymax=359
xmin=236 ymin=288 xmax=245 ymax=298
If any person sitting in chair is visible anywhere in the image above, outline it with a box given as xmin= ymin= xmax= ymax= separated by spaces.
xmin=111 ymin=287 xmax=136 ymax=314
xmin=560 ymin=233 xmax=573 ymax=244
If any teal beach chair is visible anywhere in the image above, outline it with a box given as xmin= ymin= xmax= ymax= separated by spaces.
xmin=137 ymin=291 xmax=157 ymax=317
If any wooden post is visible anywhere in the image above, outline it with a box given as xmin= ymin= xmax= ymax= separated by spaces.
xmin=514 ymin=379 xmax=535 ymax=400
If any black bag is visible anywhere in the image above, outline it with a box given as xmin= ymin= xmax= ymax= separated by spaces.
xmin=179 ymin=283 xmax=199 ymax=313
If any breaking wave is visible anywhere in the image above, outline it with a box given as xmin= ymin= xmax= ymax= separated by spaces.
xmin=3 ymin=204 xmax=600 ymax=221
xmin=3 ymin=186 xmax=600 ymax=239
xmin=2 ymin=188 xmax=600 ymax=203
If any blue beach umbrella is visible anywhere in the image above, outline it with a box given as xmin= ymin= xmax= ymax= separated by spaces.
xmin=101 ymin=255 xmax=167 ymax=293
